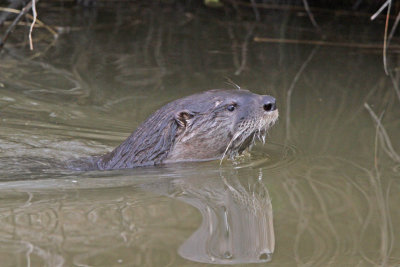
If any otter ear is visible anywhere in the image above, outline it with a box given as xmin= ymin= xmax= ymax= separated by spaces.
xmin=174 ymin=110 xmax=194 ymax=127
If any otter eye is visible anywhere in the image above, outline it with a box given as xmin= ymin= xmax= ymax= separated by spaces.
xmin=227 ymin=104 xmax=236 ymax=112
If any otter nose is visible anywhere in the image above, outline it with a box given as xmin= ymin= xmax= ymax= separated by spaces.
xmin=262 ymin=96 xmax=277 ymax=112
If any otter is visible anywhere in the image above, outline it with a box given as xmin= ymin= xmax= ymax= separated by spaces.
xmin=96 ymin=89 xmax=278 ymax=170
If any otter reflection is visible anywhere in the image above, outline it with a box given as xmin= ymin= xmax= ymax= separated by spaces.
xmin=145 ymin=169 xmax=275 ymax=264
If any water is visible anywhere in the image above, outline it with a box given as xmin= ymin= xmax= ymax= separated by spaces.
xmin=0 ymin=2 xmax=399 ymax=266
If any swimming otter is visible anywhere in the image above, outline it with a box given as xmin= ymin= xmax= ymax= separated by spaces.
xmin=97 ymin=89 xmax=278 ymax=170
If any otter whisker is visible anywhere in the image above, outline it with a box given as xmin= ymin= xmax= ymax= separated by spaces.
xmin=224 ymin=77 xmax=241 ymax=90
xmin=251 ymin=133 xmax=257 ymax=146
xmin=220 ymin=128 xmax=247 ymax=164
xmin=261 ymin=134 xmax=266 ymax=144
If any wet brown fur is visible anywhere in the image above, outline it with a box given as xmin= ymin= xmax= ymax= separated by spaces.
xmin=96 ymin=89 xmax=278 ymax=170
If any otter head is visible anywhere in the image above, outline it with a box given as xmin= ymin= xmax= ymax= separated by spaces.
xmin=97 ymin=89 xmax=278 ymax=170
xmin=166 ymin=89 xmax=279 ymax=163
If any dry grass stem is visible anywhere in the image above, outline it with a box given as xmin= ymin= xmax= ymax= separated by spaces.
xmin=371 ymin=0 xmax=391 ymax=20
xmin=383 ymin=1 xmax=391 ymax=75
xmin=370 ymin=0 xmax=392 ymax=75
xmin=0 ymin=5 xmax=57 ymax=40
xmin=29 ymin=0 xmax=37 ymax=50
xmin=0 ymin=1 xmax=33 ymax=49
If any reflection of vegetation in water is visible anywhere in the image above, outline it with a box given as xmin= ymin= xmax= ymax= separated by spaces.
xmin=279 ymin=155 xmax=399 ymax=266
xmin=0 ymin=185 xmax=191 ymax=266
xmin=279 ymin=40 xmax=400 ymax=265
xmin=0 ymin=167 xmax=275 ymax=266
xmin=277 ymin=91 xmax=400 ymax=265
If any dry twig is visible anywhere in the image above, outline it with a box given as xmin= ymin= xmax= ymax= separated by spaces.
xmin=371 ymin=0 xmax=392 ymax=75
xmin=0 ymin=1 xmax=33 ymax=49
xmin=29 ymin=0 xmax=37 ymax=50
xmin=0 ymin=1 xmax=45 ymax=50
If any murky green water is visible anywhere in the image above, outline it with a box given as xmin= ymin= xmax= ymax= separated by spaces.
xmin=0 ymin=2 xmax=399 ymax=266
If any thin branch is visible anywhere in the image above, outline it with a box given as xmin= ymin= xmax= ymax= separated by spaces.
xmin=371 ymin=0 xmax=392 ymax=75
xmin=383 ymin=1 xmax=391 ymax=75
xmin=29 ymin=0 xmax=38 ymax=50
xmin=370 ymin=0 xmax=391 ymax=21
xmin=0 ymin=0 xmax=24 ymax=26
xmin=0 ymin=7 xmax=57 ymax=36
xmin=0 ymin=1 xmax=33 ymax=49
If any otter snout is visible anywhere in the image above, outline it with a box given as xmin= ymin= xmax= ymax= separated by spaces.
xmin=262 ymin=96 xmax=277 ymax=112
